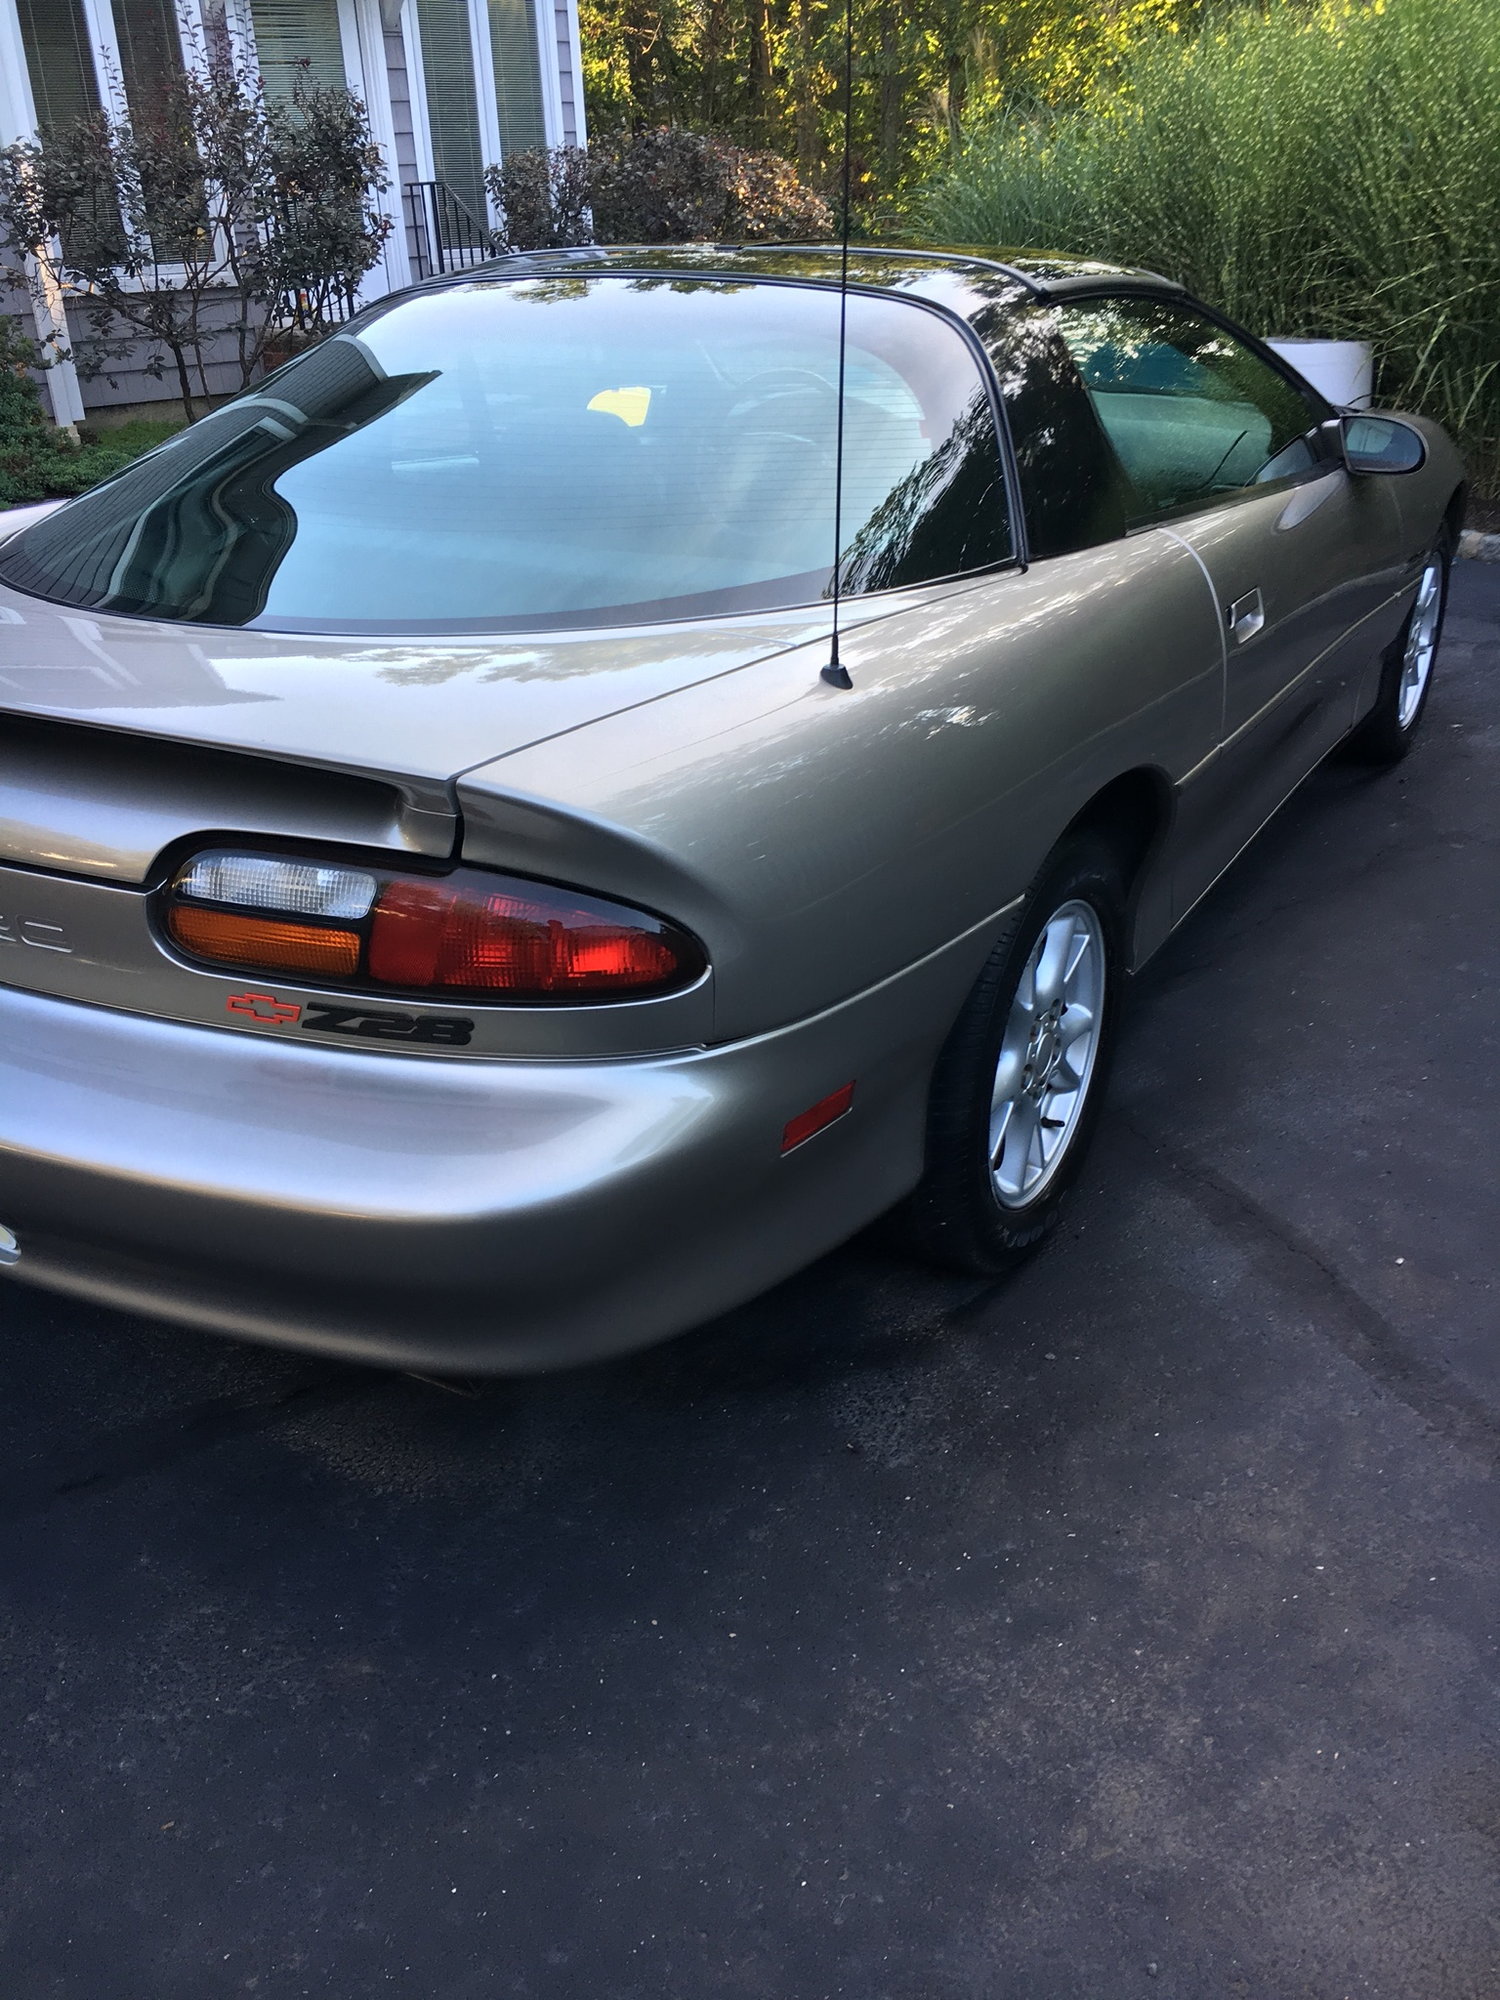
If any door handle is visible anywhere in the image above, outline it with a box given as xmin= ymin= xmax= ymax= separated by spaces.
xmin=1227 ymin=588 xmax=1265 ymax=644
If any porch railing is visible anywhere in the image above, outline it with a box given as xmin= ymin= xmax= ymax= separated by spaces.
xmin=276 ymin=277 xmax=361 ymax=335
xmin=404 ymin=180 xmax=501 ymax=281
xmin=262 ymin=198 xmax=362 ymax=335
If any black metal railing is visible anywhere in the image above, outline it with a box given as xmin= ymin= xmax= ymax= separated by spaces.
xmin=405 ymin=180 xmax=501 ymax=280
xmin=261 ymin=199 xmax=363 ymax=337
xmin=276 ymin=278 xmax=360 ymax=335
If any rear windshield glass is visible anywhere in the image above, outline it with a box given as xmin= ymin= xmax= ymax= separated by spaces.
xmin=0 ymin=277 xmax=1011 ymax=633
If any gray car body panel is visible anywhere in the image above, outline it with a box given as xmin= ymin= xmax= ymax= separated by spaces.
xmin=0 ymin=245 xmax=1467 ymax=1366
xmin=459 ymin=532 xmax=1222 ymax=1041
xmin=0 ymin=590 xmax=855 ymax=871
xmin=0 ymin=908 xmax=1009 ymax=1369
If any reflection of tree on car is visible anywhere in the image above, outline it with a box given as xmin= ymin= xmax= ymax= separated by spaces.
xmin=4 ymin=344 xmax=435 ymax=627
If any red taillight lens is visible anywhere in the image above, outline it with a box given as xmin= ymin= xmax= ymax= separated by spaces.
xmin=368 ymin=878 xmax=684 ymax=996
xmin=163 ymin=848 xmax=703 ymax=1004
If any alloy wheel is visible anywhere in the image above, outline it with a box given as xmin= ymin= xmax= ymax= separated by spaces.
xmin=1398 ymin=557 xmax=1444 ymax=730
xmin=989 ymin=899 xmax=1107 ymax=1209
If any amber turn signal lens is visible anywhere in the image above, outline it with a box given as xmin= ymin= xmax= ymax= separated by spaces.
xmin=168 ymin=905 xmax=361 ymax=978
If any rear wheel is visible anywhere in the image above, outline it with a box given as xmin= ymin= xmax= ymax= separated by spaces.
xmin=1346 ymin=533 xmax=1451 ymax=765
xmin=896 ymin=834 xmax=1125 ymax=1275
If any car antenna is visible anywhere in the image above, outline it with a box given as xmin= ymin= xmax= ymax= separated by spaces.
xmin=820 ymin=0 xmax=855 ymax=691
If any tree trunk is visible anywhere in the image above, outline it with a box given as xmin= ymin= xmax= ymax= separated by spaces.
xmin=792 ymin=0 xmax=819 ymax=178
xmin=749 ymin=0 xmax=775 ymax=150
xmin=169 ymin=337 xmax=198 ymax=423
xmin=877 ymin=2 xmax=906 ymax=193
xmin=700 ymin=0 xmax=727 ymax=132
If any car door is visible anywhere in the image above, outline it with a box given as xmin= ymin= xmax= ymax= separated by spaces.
xmin=1052 ymin=293 xmax=1407 ymax=917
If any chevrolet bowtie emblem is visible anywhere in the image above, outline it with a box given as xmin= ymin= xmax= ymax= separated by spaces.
xmin=226 ymin=990 xmax=302 ymax=1025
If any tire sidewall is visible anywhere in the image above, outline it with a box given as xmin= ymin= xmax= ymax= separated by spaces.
xmin=1354 ymin=531 xmax=1453 ymax=761
xmin=1393 ymin=538 xmax=1451 ymax=741
xmin=904 ymin=834 xmax=1127 ymax=1274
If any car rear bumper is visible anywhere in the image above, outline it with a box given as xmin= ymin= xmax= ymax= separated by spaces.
xmin=0 ymin=929 xmax=997 ymax=1370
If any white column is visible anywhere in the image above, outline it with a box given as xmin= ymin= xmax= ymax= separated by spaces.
xmin=0 ymin=0 xmax=87 ymax=426
xmin=560 ymin=0 xmax=585 ymax=146
xmin=346 ymin=0 xmax=412 ymax=292
xmin=531 ymin=0 xmax=564 ymax=149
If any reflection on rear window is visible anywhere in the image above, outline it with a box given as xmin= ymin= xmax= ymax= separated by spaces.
xmin=0 ymin=277 xmax=1012 ymax=633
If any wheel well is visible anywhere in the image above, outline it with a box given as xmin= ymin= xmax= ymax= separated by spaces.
xmin=1444 ymin=483 xmax=1468 ymax=548
xmin=1065 ymin=769 xmax=1172 ymax=897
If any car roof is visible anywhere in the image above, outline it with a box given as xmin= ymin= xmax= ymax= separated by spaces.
xmin=423 ymin=242 xmax=1186 ymax=324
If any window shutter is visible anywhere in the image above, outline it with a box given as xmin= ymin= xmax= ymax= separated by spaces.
xmin=485 ymin=0 xmax=545 ymax=156
xmin=16 ymin=0 xmax=102 ymax=130
xmin=248 ymin=0 xmax=350 ymax=105
xmin=414 ymin=0 xmax=486 ymax=223
xmin=112 ymin=0 xmax=188 ymax=119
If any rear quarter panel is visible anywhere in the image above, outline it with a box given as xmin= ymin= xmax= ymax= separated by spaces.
xmin=1377 ymin=414 xmax=1468 ymax=558
xmin=459 ymin=534 xmax=1224 ymax=1042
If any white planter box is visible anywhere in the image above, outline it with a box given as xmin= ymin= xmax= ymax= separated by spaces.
xmin=1266 ymin=338 xmax=1374 ymax=409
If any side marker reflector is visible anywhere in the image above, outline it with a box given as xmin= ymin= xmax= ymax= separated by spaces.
xmin=781 ymin=1081 xmax=855 ymax=1154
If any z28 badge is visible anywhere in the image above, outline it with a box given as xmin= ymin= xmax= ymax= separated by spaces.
xmin=226 ymin=992 xmax=474 ymax=1046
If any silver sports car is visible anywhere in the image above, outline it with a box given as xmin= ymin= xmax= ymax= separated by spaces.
xmin=0 ymin=245 xmax=1463 ymax=1370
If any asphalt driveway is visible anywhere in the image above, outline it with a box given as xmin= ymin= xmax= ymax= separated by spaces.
xmin=2 ymin=564 xmax=1496 ymax=2000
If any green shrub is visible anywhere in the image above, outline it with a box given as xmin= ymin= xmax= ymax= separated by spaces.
xmin=0 ymin=317 xmax=180 ymax=507
xmin=922 ymin=0 xmax=1500 ymax=494
xmin=486 ymin=130 xmax=832 ymax=251
xmin=591 ymin=129 xmax=831 ymax=244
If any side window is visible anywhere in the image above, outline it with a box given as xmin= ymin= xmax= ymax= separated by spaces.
xmin=981 ymin=304 xmax=1134 ymax=558
xmin=1055 ymin=297 xmax=1324 ymax=524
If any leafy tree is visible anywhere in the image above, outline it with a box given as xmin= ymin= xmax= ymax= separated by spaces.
xmin=486 ymin=128 xmax=830 ymax=248
xmin=0 ymin=38 xmax=390 ymax=421
xmin=577 ymin=0 xmax=1206 ymax=216
xmin=485 ymin=144 xmax=596 ymax=250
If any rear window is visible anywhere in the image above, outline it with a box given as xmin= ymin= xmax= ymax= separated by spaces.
xmin=0 ymin=277 xmax=1011 ymax=633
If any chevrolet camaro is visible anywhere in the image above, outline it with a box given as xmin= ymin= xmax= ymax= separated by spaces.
xmin=0 ymin=245 xmax=1463 ymax=1369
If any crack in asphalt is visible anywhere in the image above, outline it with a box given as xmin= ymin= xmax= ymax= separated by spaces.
xmin=1117 ymin=1115 xmax=1500 ymax=1473
xmin=0 ymin=1367 xmax=384 ymax=1526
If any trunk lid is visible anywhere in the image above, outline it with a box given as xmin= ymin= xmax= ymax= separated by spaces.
xmin=0 ymin=581 xmax=835 ymax=880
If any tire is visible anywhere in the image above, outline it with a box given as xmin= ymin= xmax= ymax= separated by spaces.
xmin=895 ymin=832 xmax=1126 ymax=1276
xmin=1345 ymin=529 xmax=1452 ymax=765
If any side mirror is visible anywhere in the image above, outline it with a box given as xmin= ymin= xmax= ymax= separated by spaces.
xmin=1336 ymin=414 xmax=1427 ymax=476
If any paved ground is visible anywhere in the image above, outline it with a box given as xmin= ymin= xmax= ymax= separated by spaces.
xmin=2 ymin=568 xmax=1497 ymax=2000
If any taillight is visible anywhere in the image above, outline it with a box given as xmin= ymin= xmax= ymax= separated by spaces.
xmin=163 ymin=849 xmax=705 ymax=1003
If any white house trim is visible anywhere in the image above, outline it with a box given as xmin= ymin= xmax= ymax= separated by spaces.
xmin=532 ymin=0 xmax=565 ymax=150
xmin=399 ymin=0 xmax=438 ymax=187
xmin=466 ymin=1 xmax=508 ymax=221
xmin=340 ymin=0 xmax=413 ymax=291
xmin=0 ymin=1 xmax=86 ymax=422
xmin=1 ymin=0 xmax=583 ymax=413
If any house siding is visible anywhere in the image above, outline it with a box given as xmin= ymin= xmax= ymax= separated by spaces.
xmin=1 ymin=0 xmax=584 ymax=419
xmin=555 ymin=0 xmax=585 ymax=146
xmin=383 ymin=20 xmax=428 ymax=278
xmin=62 ymin=293 xmax=251 ymax=411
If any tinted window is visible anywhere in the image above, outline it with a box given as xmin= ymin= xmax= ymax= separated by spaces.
xmin=1056 ymin=297 xmax=1322 ymax=523
xmin=981 ymin=304 xmax=1133 ymax=558
xmin=0 ymin=279 xmax=1011 ymax=634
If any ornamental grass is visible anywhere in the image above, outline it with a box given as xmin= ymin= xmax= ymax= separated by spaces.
xmin=923 ymin=0 xmax=1500 ymax=495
